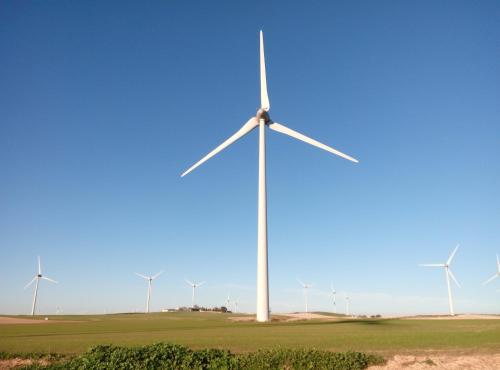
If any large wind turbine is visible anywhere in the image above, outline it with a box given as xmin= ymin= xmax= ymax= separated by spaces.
xmin=419 ymin=244 xmax=461 ymax=316
xmin=186 ymin=280 xmax=205 ymax=308
xmin=24 ymin=256 xmax=58 ymax=316
xmin=135 ymin=271 xmax=163 ymax=313
xmin=330 ymin=283 xmax=337 ymax=314
xmin=181 ymin=31 xmax=358 ymax=322
xmin=482 ymin=254 xmax=500 ymax=286
xmin=298 ymin=279 xmax=313 ymax=313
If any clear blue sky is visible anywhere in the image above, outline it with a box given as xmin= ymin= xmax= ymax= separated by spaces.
xmin=1 ymin=1 xmax=499 ymax=315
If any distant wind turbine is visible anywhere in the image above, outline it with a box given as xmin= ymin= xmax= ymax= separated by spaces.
xmin=297 ymin=279 xmax=313 ymax=313
xmin=419 ymin=244 xmax=461 ymax=316
xmin=181 ymin=31 xmax=358 ymax=322
xmin=330 ymin=283 xmax=337 ymax=314
xmin=482 ymin=254 xmax=500 ymax=286
xmin=186 ymin=280 xmax=205 ymax=308
xmin=135 ymin=271 xmax=163 ymax=313
xmin=24 ymin=256 xmax=58 ymax=316
xmin=345 ymin=295 xmax=350 ymax=316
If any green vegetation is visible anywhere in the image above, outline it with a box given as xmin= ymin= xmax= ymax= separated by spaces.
xmin=21 ymin=343 xmax=384 ymax=369
xmin=0 ymin=312 xmax=499 ymax=356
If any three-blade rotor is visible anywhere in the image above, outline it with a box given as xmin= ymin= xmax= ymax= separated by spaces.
xmin=419 ymin=244 xmax=461 ymax=288
xmin=181 ymin=30 xmax=358 ymax=178
xmin=25 ymin=256 xmax=58 ymax=289
xmin=482 ymin=254 xmax=500 ymax=285
xmin=186 ymin=280 xmax=205 ymax=287
xmin=297 ymin=279 xmax=312 ymax=289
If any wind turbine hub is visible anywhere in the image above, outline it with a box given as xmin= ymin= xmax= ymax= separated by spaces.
xmin=256 ymin=109 xmax=271 ymax=123
xmin=37 ymin=274 xmax=42 ymax=278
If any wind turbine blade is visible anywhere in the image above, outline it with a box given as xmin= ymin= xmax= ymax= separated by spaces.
xmin=185 ymin=279 xmax=194 ymax=286
xmin=482 ymin=273 xmax=499 ymax=286
xmin=198 ymin=281 xmax=206 ymax=287
xmin=268 ymin=122 xmax=358 ymax=163
xmin=419 ymin=263 xmax=445 ymax=267
xmin=448 ymin=269 xmax=461 ymax=288
xmin=181 ymin=117 xmax=258 ymax=177
xmin=42 ymin=276 xmax=58 ymax=284
xmin=38 ymin=256 xmax=41 ymax=274
xmin=297 ymin=278 xmax=305 ymax=287
xmin=24 ymin=277 xmax=37 ymax=289
xmin=135 ymin=273 xmax=148 ymax=280
xmin=447 ymin=244 xmax=460 ymax=265
xmin=260 ymin=30 xmax=270 ymax=111
xmin=152 ymin=271 xmax=164 ymax=280
xmin=497 ymin=254 xmax=500 ymax=270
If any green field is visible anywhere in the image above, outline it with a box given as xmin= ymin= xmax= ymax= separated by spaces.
xmin=1 ymin=312 xmax=499 ymax=356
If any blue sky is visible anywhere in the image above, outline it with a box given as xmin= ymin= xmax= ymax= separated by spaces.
xmin=1 ymin=1 xmax=499 ymax=315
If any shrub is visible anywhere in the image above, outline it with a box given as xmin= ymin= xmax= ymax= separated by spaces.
xmin=20 ymin=343 xmax=384 ymax=370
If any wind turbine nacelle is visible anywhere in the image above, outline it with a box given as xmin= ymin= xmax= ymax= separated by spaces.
xmin=256 ymin=109 xmax=271 ymax=123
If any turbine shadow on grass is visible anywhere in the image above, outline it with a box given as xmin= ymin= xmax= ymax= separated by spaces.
xmin=281 ymin=319 xmax=393 ymax=328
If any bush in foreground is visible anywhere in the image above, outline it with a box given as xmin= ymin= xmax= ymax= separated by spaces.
xmin=21 ymin=343 xmax=385 ymax=369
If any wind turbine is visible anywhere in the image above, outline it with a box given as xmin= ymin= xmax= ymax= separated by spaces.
xmin=330 ymin=283 xmax=337 ymax=314
xmin=24 ymin=256 xmax=58 ymax=316
xmin=419 ymin=244 xmax=461 ymax=316
xmin=135 ymin=271 xmax=163 ymax=313
xmin=186 ymin=280 xmax=205 ymax=308
xmin=482 ymin=254 xmax=500 ymax=286
xmin=297 ymin=279 xmax=313 ymax=313
xmin=345 ymin=295 xmax=350 ymax=316
xmin=181 ymin=31 xmax=358 ymax=322
xmin=224 ymin=294 xmax=231 ymax=310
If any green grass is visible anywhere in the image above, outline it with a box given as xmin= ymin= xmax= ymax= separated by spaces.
xmin=1 ymin=312 xmax=499 ymax=356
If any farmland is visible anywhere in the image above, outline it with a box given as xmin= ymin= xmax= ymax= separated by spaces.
xmin=1 ymin=312 xmax=499 ymax=356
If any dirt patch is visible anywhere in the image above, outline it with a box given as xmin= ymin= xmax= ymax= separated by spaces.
xmin=229 ymin=312 xmax=345 ymax=322
xmin=0 ymin=316 xmax=52 ymax=325
xmin=369 ymin=354 xmax=500 ymax=369
xmin=0 ymin=358 xmax=49 ymax=369
xmin=403 ymin=314 xmax=500 ymax=320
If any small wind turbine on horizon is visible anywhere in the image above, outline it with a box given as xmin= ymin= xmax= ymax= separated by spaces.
xmin=482 ymin=254 xmax=500 ymax=286
xmin=181 ymin=31 xmax=358 ymax=322
xmin=330 ymin=283 xmax=337 ymax=314
xmin=345 ymin=295 xmax=350 ymax=316
xmin=186 ymin=280 xmax=205 ymax=308
xmin=419 ymin=244 xmax=461 ymax=316
xmin=135 ymin=271 xmax=163 ymax=313
xmin=24 ymin=256 xmax=58 ymax=316
xmin=224 ymin=294 xmax=231 ymax=310
xmin=297 ymin=279 xmax=313 ymax=314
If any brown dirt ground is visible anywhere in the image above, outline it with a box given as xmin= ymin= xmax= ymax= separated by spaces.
xmin=0 ymin=316 xmax=51 ymax=325
xmin=368 ymin=353 xmax=500 ymax=369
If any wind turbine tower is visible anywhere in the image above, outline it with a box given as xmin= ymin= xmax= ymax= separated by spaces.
xmin=345 ymin=295 xmax=350 ymax=316
xmin=24 ymin=256 xmax=58 ymax=316
xmin=298 ymin=279 xmax=313 ymax=313
xmin=419 ymin=245 xmax=461 ymax=316
xmin=330 ymin=283 xmax=337 ymax=314
xmin=135 ymin=271 xmax=163 ymax=313
xmin=186 ymin=280 xmax=205 ymax=308
xmin=181 ymin=31 xmax=358 ymax=322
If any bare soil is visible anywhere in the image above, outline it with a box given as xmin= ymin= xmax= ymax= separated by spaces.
xmin=369 ymin=353 xmax=500 ymax=369
xmin=0 ymin=359 xmax=49 ymax=369
xmin=0 ymin=316 xmax=51 ymax=325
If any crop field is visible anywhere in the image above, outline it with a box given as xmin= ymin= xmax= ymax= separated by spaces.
xmin=1 ymin=312 xmax=499 ymax=357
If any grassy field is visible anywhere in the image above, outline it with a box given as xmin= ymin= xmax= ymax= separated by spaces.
xmin=1 ymin=312 xmax=499 ymax=356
